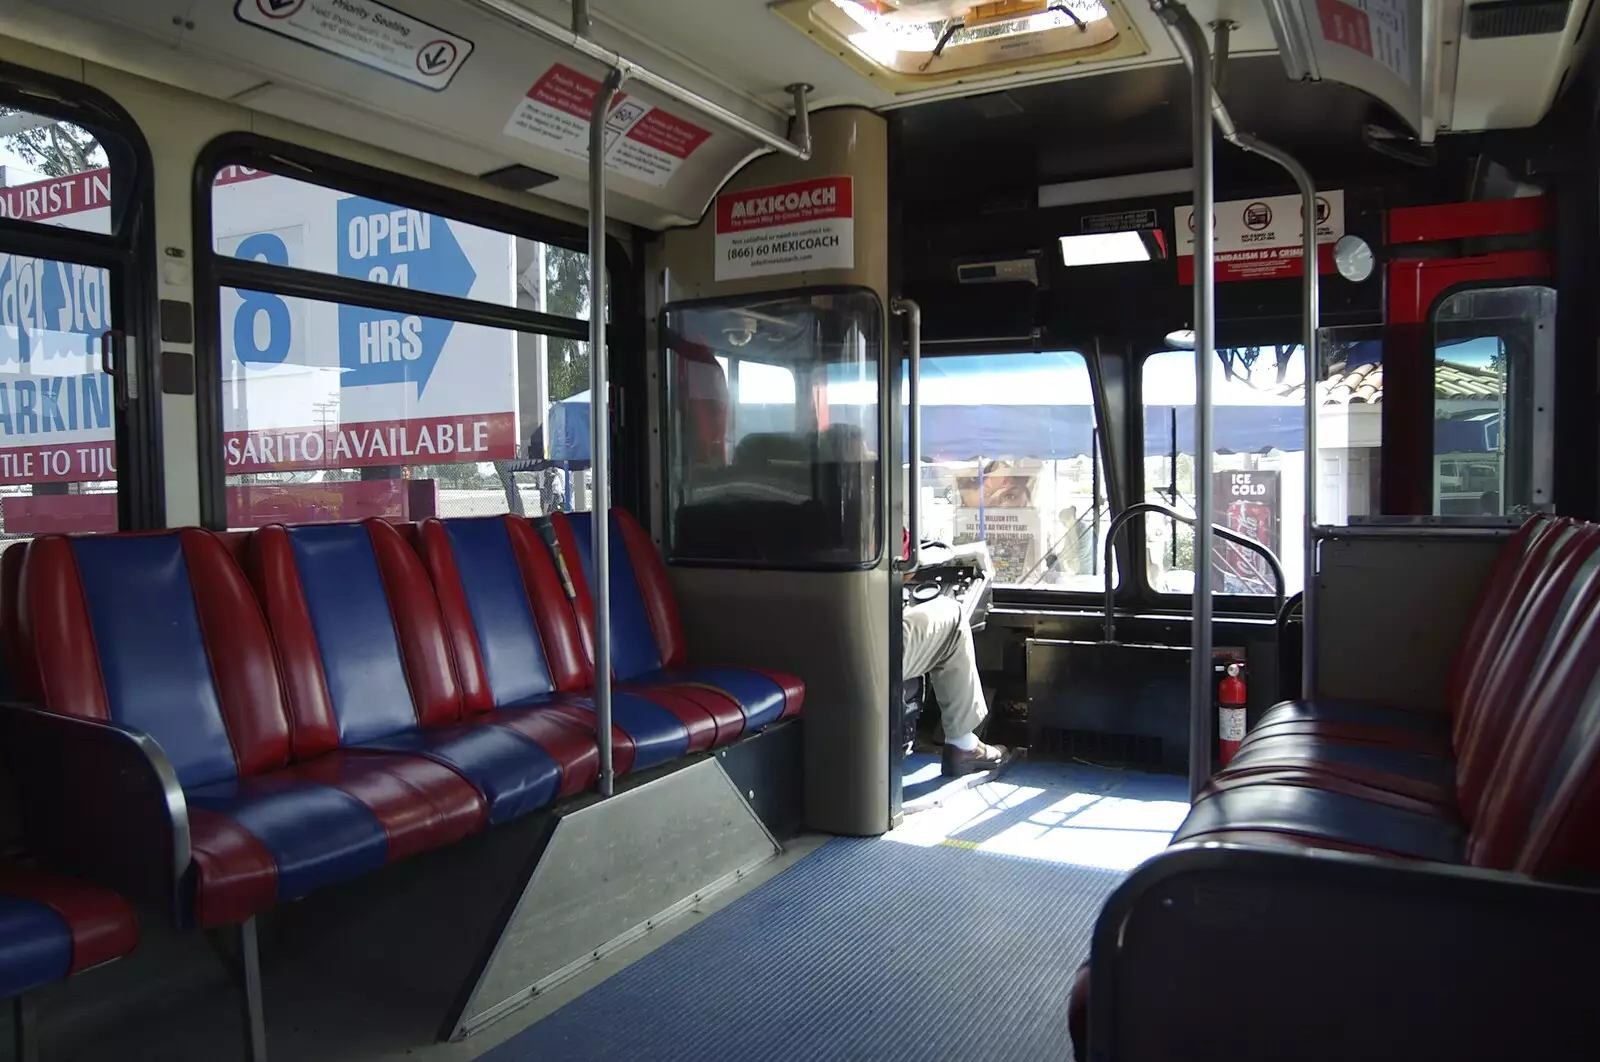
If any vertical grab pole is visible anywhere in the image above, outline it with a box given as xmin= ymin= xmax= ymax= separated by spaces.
xmin=892 ymin=298 xmax=922 ymax=573
xmin=1209 ymin=18 xmax=1321 ymax=696
xmin=1153 ymin=0 xmax=1216 ymax=801
xmin=588 ymin=66 xmax=624 ymax=796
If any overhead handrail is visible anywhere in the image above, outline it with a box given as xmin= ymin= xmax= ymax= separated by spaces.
xmin=1209 ymin=19 xmax=1321 ymax=700
xmin=465 ymin=0 xmax=813 ymax=161
xmin=1099 ymin=501 xmax=1287 ymax=644
xmin=1149 ymin=0 xmax=1216 ymax=801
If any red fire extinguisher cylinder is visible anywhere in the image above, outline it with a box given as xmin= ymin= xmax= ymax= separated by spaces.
xmin=1218 ymin=662 xmax=1247 ymax=767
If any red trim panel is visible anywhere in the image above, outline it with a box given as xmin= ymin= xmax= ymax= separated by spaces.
xmin=1388 ymin=196 xmax=1553 ymax=245
xmin=1388 ymin=250 xmax=1554 ymax=325
xmin=0 ymin=867 xmax=138 ymax=974
xmin=181 ymin=529 xmax=291 ymax=777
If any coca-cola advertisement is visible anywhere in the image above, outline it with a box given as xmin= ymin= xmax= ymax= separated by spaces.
xmin=1213 ymin=470 xmax=1280 ymax=594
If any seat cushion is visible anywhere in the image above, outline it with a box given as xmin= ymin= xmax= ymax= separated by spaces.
xmin=1175 ymin=783 xmax=1466 ymax=863
xmin=1245 ymin=699 xmax=1452 ymax=754
xmin=630 ymin=667 xmax=802 ymax=736
xmin=546 ymin=693 xmax=694 ymax=774
xmin=1211 ymin=734 xmax=1458 ymax=809
xmin=358 ymin=704 xmax=601 ymax=825
xmin=184 ymin=752 xmax=486 ymax=927
xmin=0 ymin=868 xmax=137 ymax=999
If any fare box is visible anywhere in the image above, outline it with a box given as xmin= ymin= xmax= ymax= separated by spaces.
xmin=714 ymin=177 xmax=855 ymax=282
xmin=503 ymin=64 xmax=712 ymax=189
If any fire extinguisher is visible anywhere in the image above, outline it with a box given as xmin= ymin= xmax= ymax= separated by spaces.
xmin=1218 ymin=662 xmax=1247 ymax=766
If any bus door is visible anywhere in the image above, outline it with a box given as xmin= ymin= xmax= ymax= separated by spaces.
xmin=1383 ymin=198 xmax=1555 ymax=517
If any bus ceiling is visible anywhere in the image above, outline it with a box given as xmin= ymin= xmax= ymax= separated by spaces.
xmin=1 ymin=0 xmax=1592 ymax=233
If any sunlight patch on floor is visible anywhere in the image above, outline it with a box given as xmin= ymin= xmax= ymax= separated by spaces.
xmin=887 ymin=763 xmax=1191 ymax=871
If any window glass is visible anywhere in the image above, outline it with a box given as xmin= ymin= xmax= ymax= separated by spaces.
xmin=0 ymin=111 xmax=111 ymax=235
xmin=222 ymin=288 xmax=592 ymax=525
xmin=0 ymin=252 xmax=117 ymax=540
xmin=912 ymin=352 xmax=1114 ymax=590
xmin=665 ymin=291 xmax=880 ymax=567
xmin=212 ymin=168 xmax=595 ymax=318
xmin=1432 ymin=286 xmax=1555 ymax=516
xmin=1143 ymin=346 xmax=1307 ymax=597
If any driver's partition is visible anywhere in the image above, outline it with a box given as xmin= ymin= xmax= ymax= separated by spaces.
xmin=650 ymin=110 xmax=895 ymax=836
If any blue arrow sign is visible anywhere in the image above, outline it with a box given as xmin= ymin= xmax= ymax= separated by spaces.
xmin=335 ymin=195 xmax=476 ymax=396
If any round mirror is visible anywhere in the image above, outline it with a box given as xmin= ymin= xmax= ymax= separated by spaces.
xmin=1333 ymin=235 xmax=1374 ymax=282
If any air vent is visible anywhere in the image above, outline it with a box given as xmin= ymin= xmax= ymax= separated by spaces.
xmin=1467 ymin=0 xmax=1572 ymax=39
xmin=1035 ymin=727 xmax=1165 ymax=769
xmin=479 ymin=163 xmax=559 ymax=192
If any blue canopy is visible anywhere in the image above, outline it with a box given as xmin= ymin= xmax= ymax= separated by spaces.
xmin=547 ymin=393 xmax=1495 ymax=462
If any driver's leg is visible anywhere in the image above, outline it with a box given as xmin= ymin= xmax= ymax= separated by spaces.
xmin=903 ymin=596 xmax=1009 ymax=775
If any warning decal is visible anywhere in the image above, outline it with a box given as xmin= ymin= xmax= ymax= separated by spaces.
xmin=234 ymin=0 xmax=474 ymax=91
xmin=503 ymin=64 xmax=712 ymax=188
xmin=714 ymin=177 xmax=854 ymax=281
xmin=1314 ymin=0 xmax=1413 ymax=86
xmin=1175 ymin=190 xmax=1345 ymax=284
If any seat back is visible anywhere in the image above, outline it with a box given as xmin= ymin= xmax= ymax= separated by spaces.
xmin=0 ymin=542 xmax=28 ymax=700
xmin=415 ymin=515 xmax=588 ymax=712
xmin=1454 ymin=526 xmax=1600 ymax=817
xmin=17 ymin=530 xmax=291 ymax=789
xmin=1449 ymin=515 xmax=1565 ymax=736
xmin=1469 ymin=562 xmax=1600 ymax=872
xmin=548 ymin=508 xmax=685 ymax=682
xmin=249 ymin=519 xmax=461 ymax=758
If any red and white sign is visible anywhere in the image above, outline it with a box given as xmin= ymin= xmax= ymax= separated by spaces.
xmin=503 ymin=64 xmax=712 ymax=188
xmin=1175 ymin=190 xmax=1344 ymax=283
xmin=0 ymin=169 xmax=111 ymax=229
xmin=714 ymin=176 xmax=854 ymax=281
xmin=1315 ymin=0 xmax=1412 ymax=86
xmin=223 ymin=413 xmax=514 ymax=473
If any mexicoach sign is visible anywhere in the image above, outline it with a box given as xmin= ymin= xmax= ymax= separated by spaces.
xmin=715 ymin=176 xmax=854 ymax=281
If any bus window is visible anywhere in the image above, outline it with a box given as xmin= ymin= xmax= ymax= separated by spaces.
xmin=0 ymin=110 xmax=111 ymax=234
xmin=205 ymin=160 xmax=598 ymax=527
xmin=1142 ymin=346 xmax=1309 ymax=597
xmin=912 ymin=352 xmax=1114 ymax=591
xmin=664 ymin=290 xmax=880 ymax=567
xmin=1432 ymin=286 xmax=1555 ymax=517
xmin=0 ymin=108 xmax=139 ymax=540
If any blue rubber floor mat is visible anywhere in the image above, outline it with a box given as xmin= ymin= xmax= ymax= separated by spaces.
xmin=482 ymin=764 xmax=1187 ymax=1062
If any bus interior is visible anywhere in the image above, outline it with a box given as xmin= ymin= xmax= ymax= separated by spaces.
xmin=0 ymin=0 xmax=1595 ymax=1058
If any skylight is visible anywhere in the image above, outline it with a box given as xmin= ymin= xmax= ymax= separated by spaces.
xmin=1059 ymin=230 xmax=1158 ymax=266
xmin=774 ymin=0 xmax=1139 ymax=89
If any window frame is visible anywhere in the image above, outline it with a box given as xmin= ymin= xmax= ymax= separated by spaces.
xmin=0 ymin=61 xmax=165 ymax=531
xmin=192 ymin=132 xmax=636 ymax=529
xmin=1131 ymin=343 xmax=1302 ymax=617
xmin=1425 ymin=280 xmax=1556 ymax=519
xmin=658 ymin=284 xmax=888 ymax=573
